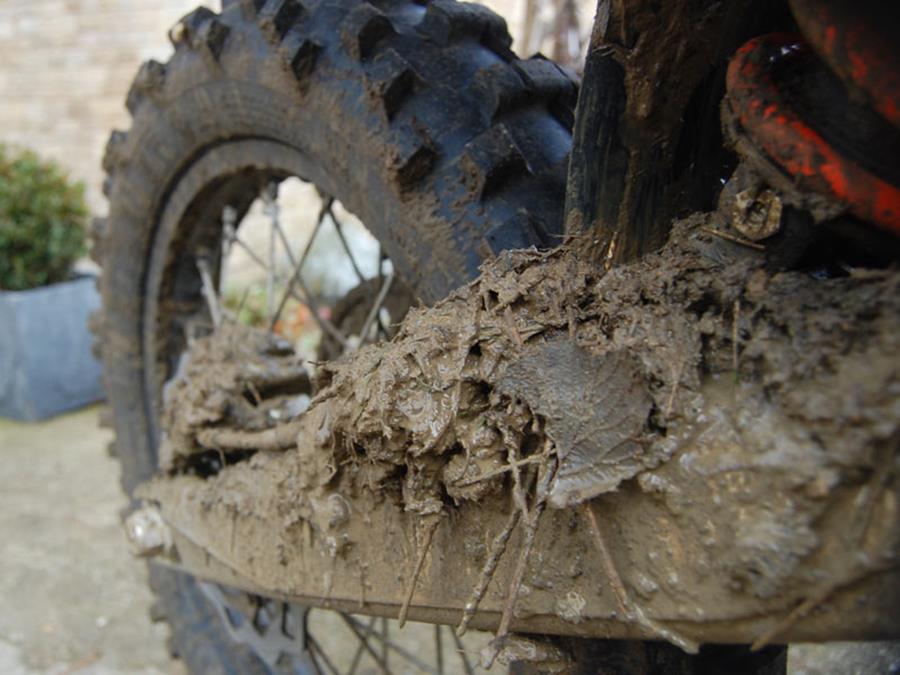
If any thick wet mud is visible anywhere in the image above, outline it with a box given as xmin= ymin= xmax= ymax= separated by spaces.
xmin=144 ymin=214 xmax=900 ymax=648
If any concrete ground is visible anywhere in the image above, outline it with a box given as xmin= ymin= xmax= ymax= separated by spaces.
xmin=0 ymin=406 xmax=184 ymax=675
xmin=0 ymin=405 xmax=897 ymax=674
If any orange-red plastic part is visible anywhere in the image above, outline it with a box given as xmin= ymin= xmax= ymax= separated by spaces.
xmin=726 ymin=34 xmax=900 ymax=235
xmin=790 ymin=0 xmax=900 ymax=130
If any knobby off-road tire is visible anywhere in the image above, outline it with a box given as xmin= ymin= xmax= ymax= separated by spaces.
xmin=92 ymin=0 xmax=575 ymax=671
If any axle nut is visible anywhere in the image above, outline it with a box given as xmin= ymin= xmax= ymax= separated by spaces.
xmin=125 ymin=506 xmax=172 ymax=558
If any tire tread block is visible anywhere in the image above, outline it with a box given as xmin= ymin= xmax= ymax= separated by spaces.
xmin=460 ymin=124 xmax=530 ymax=199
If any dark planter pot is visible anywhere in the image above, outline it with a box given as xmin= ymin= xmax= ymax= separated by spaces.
xmin=0 ymin=276 xmax=104 ymax=421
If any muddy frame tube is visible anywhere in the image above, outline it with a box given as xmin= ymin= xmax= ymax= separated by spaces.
xmin=558 ymin=0 xmax=802 ymax=670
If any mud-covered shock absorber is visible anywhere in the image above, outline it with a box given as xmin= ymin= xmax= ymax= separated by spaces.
xmin=722 ymin=0 xmax=900 ymax=240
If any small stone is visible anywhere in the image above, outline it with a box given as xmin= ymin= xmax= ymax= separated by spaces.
xmin=555 ymin=590 xmax=586 ymax=623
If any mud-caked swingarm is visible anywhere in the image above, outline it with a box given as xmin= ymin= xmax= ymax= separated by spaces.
xmin=128 ymin=218 xmax=900 ymax=655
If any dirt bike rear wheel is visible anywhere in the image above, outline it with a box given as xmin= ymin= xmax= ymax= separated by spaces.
xmin=93 ymin=0 xmax=574 ymax=671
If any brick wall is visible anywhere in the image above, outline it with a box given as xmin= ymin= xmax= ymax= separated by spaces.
xmin=0 ymin=1 xmax=215 ymax=213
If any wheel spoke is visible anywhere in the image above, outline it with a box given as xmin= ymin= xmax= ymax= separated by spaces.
xmin=345 ymin=617 xmax=439 ymax=674
xmin=435 ymin=625 xmax=444 ymax=675
xmin=357 ymin=272 xmax=395 ymax=347
xmin=297 ymin=275 xmax=349 ymax=352
xmin=377 ymin=243 xmax=384 ymax=286
xmin=226 ymin=232 xmax=270 ymax=276
xmin=263 ymin=183 xmax=279 ymax=321
xmin=221 ymin=206 xmax=238 ymax=281
xmin=347 ymin=616 xmax=378 ymax=675
xmin=224 ymin=227 xmax=314 ymax=322
xmin=328 ymin=204 xmax=366 ymax=284
xmin=450 ymin=627 xmax=476 ymax=675
xmin=339 ymin=613 xmax=394 ymax=675
xmin=196 ymin=257 xmax=222 ymax=327
xmin=307 ymin=633 xmax=340 ymax=675
xmin=268 ymin=210 xmax=349 ymax=351
xmin=381 ymin=617 xmax=389 ymax=669
xmin=269 ymin=194 xmax=330 ymax=329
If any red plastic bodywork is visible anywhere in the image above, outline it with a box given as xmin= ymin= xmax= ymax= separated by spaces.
xmin=790 ymin=0 xmax=900 ymax=129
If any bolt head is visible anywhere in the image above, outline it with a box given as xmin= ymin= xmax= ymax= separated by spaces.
xmin=124 ymin=506 xmax=172 ymax=558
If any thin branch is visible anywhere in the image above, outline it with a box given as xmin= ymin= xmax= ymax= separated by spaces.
xmin=455 ymin=455 xmax=546 ymax=487
xmin=196 ymin=420 xmax=305 ymax=452
xmin=456 ymin=508 xmax=520 ymax=636
xmin=582 ymin=502 xmax=698 ymax=653
xmin=702 ymin=227 xmax=766 ymax=251
xmin=399 ymin=514 xmax=441 ymax=627
xmin=664 ymin=358 xmax=686 ymax=419
xmin=485 ymin=457 xmax=557 ymax=668
xmin=732 ymin=299 xmax=741 ymax=378
xmin=495 ymin=498 xmax=545 ymax=638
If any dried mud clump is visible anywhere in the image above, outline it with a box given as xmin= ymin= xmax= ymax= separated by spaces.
xmin=298 ymin=215 xmax=899 ymax=514
xmin=154 ymin=215 xmax=899 ymax=625
xmin=159 ymin=324 xmax=310 ymax=470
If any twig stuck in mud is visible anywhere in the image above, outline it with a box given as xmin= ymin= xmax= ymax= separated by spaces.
xmin=583 ymin=503 xmax=699 ymax=653
xmin=500 ymin=500 xmax=545 ymax=635
xmin=732 ymin=299 xmax=741 ymax=378
xmin=484 ymin=457 xmax=558 ymax=668
xmin=196 ymin=421 xmax=304 ymax=452
xmin=398 ymin=514 xmax=442 ymax=628
xmin=582 ymin=503 xmax=629 ymax=617
xmin=503 ymin=306 xmax=524 ymax=348
xmin=455 ymin=455 xmax=546 ymax=487
xmin=457 ymin=508 xmax=521 ymax=637
xmin=664 ymin=359 xmax=685 ymax=420
xmin=701 ymin=227 xmax=766 ymax=251
xmin=507 ymin=439 xmax=531 ymax=522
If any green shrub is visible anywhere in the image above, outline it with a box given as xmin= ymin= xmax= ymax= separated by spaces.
xmin=0 ymin=146 xmax=88 ymax=291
